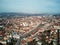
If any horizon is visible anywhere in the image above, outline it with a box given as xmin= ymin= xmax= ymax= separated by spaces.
xmin=0 ymin=11 xmax=60 ymax=14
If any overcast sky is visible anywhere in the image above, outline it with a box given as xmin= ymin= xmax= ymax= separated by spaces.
xmin=0 ymin=0 xmax=60 ymax=13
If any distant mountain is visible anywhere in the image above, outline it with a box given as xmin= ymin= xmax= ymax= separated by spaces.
xmin=0 ymin=12 xmax=60 ymax=18
xmin=0 ymin=12 xmax=46 ymax=18
xmin=0 ymin=12 xmax=28 ymax=18
xmin=53 ymin=14 xmax=60 ymax=16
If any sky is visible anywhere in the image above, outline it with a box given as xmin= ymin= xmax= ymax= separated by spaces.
xmin=0 ymin=0 xmax=60 ymax=13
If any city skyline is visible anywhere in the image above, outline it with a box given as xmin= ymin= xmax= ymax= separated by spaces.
xmin=0 ymin=0 xmax=60 ymax=14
